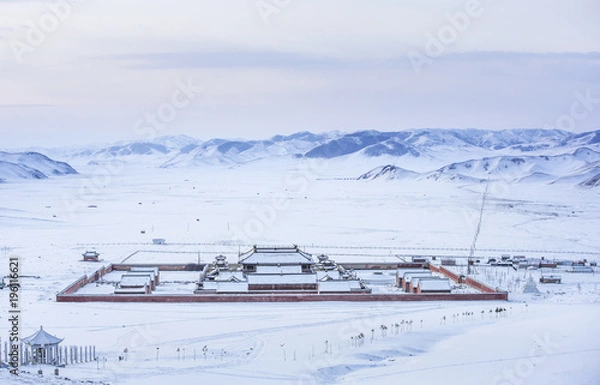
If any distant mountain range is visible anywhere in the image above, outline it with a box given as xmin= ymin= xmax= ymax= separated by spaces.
xmin=2 ymin=128 xmax=600 ymax=186
xmin=58 ymin=129 xmax=600 ymax=166
xmin=0 ymin=151 xmax=78 ymax=182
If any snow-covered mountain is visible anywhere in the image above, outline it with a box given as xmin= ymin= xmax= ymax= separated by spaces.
xmin=359 ymin=147 xmax=600 ymax=187
xmin=33 ymin=128 xmax=600 ymax=168
xmin=5 ymin=128 xmax=600 ymax=186
xmin=305 ymin=129 xmax=578 ymax=158
xmin=357 ymin=165 xmax=419 ymax=181
xmin=0 ymin=151 xmax=78 ymax=182
xmin=160 ymin=131 xmax=338 ymax=168
xmin=65 ymin=135 xmax=201 ymax=162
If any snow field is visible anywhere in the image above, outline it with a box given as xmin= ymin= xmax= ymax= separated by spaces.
xmin=0 ymin=161 xmax=598 ymax=384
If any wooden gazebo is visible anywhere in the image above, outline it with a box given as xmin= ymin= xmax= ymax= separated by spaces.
xmin=22 ymin=326 xmax=64 ymax=365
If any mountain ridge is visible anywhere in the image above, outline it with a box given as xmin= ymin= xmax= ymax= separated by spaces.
xmin=3 ymin=128 xmax=600 ymax=186
xmin=22 ymin=128 xmax=600 ymax=167
xmin=358 ymin=147 xmax=600 ymax=187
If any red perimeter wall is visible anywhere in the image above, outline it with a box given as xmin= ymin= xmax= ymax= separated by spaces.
xmin=57 ymin=292 xmax=507 ymax=303
xmin=430 ymin=265 xmax=503 ymax=294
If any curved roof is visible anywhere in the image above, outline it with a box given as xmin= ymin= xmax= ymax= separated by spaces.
xmin=239 ymin=245 xmax=313 ymax=265
xmin=22 ymin=326 xmax=63 ymax=347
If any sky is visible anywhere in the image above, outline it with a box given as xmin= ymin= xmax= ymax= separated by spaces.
xmin=0 ymin=0 xmax=599 ymax=148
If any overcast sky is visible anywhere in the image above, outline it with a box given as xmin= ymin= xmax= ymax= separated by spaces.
xmin=0 ymin=0 xmax=599 ymax=148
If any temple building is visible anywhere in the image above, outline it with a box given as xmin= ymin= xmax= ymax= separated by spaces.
xmin=197 ymin=245 xmax=369 ymax=294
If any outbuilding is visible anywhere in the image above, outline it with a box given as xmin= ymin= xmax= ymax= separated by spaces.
xmin=115 ymin=275 xmax=152 ymax=294
xmin=416 ymin=278 xmax=452 ymax=293
xmin=82 ymin=251 xmax=99 ymax=262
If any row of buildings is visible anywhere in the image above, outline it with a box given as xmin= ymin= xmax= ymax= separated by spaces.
xmin=396 ymin=269 xmax=452 ymax=293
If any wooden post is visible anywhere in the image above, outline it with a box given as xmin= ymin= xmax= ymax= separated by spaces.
xmin=80 ymin=346 xmax=83 ymax=363
xmin=85 ymin=346 xmax=88 ymax=362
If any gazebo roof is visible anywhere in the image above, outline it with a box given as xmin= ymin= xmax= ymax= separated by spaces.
xmin=22 ymin=326 xmax=63 ymax=347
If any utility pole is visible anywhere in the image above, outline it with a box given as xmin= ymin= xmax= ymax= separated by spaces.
xmin=468 ymin=177 xmax=490 ymax=275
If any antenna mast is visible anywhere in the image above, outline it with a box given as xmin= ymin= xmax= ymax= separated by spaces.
xmin=468 ymin=177 xmax=490 ymax=275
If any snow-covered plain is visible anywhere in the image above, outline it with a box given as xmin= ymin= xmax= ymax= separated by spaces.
xmin=0 ymin=156 xmax=599 ymax=385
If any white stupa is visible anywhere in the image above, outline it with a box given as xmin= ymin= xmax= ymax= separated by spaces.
xmin=523 ymin=275 xmax=540 ymax=294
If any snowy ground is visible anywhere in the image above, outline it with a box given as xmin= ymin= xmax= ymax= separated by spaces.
xmin=0 ymin=159 xmax=599 ymax=384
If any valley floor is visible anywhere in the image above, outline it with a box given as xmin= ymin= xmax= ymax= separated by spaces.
xmin=0 ymin=161 xmax=598 ymax=384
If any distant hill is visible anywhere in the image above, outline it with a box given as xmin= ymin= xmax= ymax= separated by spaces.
xmin=358 ymin=147 xmax=600 ymax=187
xmin=0 ymin=151 xmax=77 ymax=182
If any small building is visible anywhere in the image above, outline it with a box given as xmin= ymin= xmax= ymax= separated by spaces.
xmin=202 ymin=269 xmax=248 ymax=293
xmin=130 ymin=267 xmax=160 ymax=286
xmin=395 ymin=269 xmax=430 ymax=288
xmin=152 ymin=238 xmax=166 ymax=245
xmin=22 ymin=326 xmax=63 ymax=365
xmin=416 ymin=278 xmax=452 ymax=294
xmin=124 ymin=272 xmax=157 ymax=290
xmin=441 ymin=259 xmax=456 ymax=266
xmin=539 ymin=260 xmax=558 ymax=268
xmin=115 ymin=275 xmax=152 ymax=294
xmin=539 ymin=275 xmax=562 ymax=284
xmin=402 ymin=271 xmax=433 ymax=292
xmin=568 ymin=266 xmax=594 ymax=274
xmin=512 ymin=255 xmax=527 ymax=264
xmin=318 ymin=273 xmax=364 ymax=293
xmin=411 ymin=256 xmax=428 ymax=264
xmin=409 ymin=276 xmax=443 ymax=293
xmin=82 ymin=251 xmax=100 ymax=262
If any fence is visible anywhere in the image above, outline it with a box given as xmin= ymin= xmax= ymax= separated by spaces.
xmin=0 ymin=341 xmax=96 ymax=366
